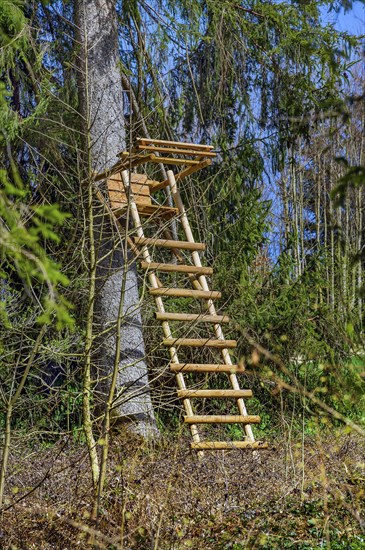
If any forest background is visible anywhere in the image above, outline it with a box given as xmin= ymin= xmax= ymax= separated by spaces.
xmin=0 ymin=0 xmax=364 ymax=548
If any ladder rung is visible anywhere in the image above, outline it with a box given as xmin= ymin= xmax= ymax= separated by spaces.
xmin=133 ymin=237 xmax=206 ymax=251
xmin=177 ymin=389 xmax=252 ymax=398
xmin=191 ymin=441 xmax=268 ymax=450
xmin=141 ymin=262 xmax=213 ymax=275
xmin=163 ymin=338 xmax=236 ymax=348
xmin=156 ymin=312 xmax=229 ymax=323
xmin=170 ymin=364 xmax=244 ymax=373
xmin=184 ymin=415 xmax=260 ymax=424
xmin=149 ymin=288 xmax=221 ymax=299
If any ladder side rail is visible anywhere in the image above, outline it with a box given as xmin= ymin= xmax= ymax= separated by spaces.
xmin=166 ymin=170 xmax=255 ymax=442
xmin=121 ymin=170 xmax=201 ymax=446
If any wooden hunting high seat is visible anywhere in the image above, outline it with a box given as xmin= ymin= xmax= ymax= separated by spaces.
xmin=95 ymin=138 xmax=268 ymax=453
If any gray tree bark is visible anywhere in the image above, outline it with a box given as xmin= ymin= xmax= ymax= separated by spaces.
xmin=75 ymin=0 xmax=158 ymax=438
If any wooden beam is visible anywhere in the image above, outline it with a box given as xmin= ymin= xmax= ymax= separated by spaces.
xmin=149 ymin=155 xmax=199 ymax=166
xmin=141 ymin=261 xmax=213 ymax=275
xmin=169 ymin=363 xmax=244 ymax=373
xmin=119 ymin=152 xmax=200 ymax=166
xmin=156 ymin=312 xmax=229 ymax=323
xmin=149 ymin=288 xmax=221 ymax=299
xmin=184 ymin=415 xmax=261 ymax=424
xmin=166 ymin=168 xmax=257 ymax=444
xmin=135 ymin=145 xmax=216 ymax=157
xmin=163 ymin=338 xmax=237 ymax=348
xmin=191 ymin=441 xmax=269 ymax=450
xmin=133 ymin=237 xmax=205 ymax=251
xmin=119 ymin=170 xmax=202 ymax=451
xmin=136 ymin=137 xmax=215 ymax=150
xmin=177 ymin=389 xmax=252 ymax=398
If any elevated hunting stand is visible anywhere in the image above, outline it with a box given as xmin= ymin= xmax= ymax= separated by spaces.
xmin=96 ymin=138 xmax=268 ymax=451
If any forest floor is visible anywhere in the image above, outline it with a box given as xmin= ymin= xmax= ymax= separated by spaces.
xmin=1 ymin=430 xmax=364 ymax=549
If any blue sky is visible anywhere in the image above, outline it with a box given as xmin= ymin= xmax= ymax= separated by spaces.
xmin=322 ymin=1 xmax=365 ymax=35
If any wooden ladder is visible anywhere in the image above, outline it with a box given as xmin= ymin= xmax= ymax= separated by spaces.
xmin=102 ymin=139 xmax=268 ymax=451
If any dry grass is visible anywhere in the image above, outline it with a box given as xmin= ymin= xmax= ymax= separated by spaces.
xmin=0 ymin=431 xmax=364 ymax=549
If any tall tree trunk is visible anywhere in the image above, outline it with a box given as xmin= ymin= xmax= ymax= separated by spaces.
xmin=328 ymin=153 xmax=335 ymax=312
xmin=75 ymin=0 xmax=158 ymax=438
xmin=357 ymin=110 xmax=364 ymax=327
xmin=315 ymin=154 xmax=323 ymax=305
xmin=298 ymin=161 xmax=305 ymax=273
xmin=291 ymin=154 xmax=301 ymax=279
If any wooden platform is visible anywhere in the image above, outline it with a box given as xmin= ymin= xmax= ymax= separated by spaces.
xmin=95 ymin=138 xmax=217 ymax=192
